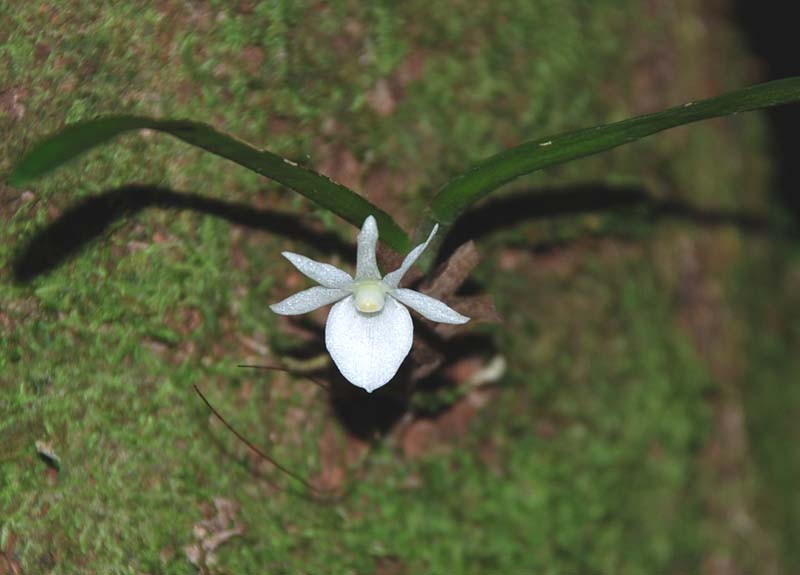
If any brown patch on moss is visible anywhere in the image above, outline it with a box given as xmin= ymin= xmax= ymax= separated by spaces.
xmin=177 ymin=307 xmax=205 ymax=337
xmin=630 ymin=0 xmax=680 ymax=114
xmin=651 ymin=228 xmax=783 ymax=572
xmin=375 ymin=555 xmax=407 ymax=575
xmin=366 ymin=79 xmax=396 ymax=117
xmin=311 ymin=420 xmax=347 ymax=493
xmin=240 ymin=45 xmax=266 ymax=76
xmin=362 ymin=164 xmax=413 ymax=229
xmin=664 ymin=230 xmax=744 ymax=383
xmin=0 ymin=531 xmax=21 ymax=575
xmin=700 ymin=395 xmax=782 ymax=575
xmin=394 ymin=49 xmax=427 ymax=89
xmin=400 ymin=386 xmax=496 ymax=459
xmin=0 ymin=86 xmax=27 ymax=121
xmin=310 ymin=420 xmax=368 ymax=494
xmin=266 ymin=115 xmax=297 ymax=136
xmin=327 ymin=15 xmax=365 ymax=60
xmin=315 ymin=143 xmax=363 ymax=193
xmin=400 ymin=418 xmax=438 ymax=459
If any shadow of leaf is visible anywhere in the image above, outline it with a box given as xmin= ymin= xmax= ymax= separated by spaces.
xmin=440 ymin=183 xmax=783 ymax=259
xmin=12 ymin=185 xmax=353 ymax=283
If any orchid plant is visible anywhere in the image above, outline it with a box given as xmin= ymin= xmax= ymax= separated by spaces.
xmin=7 ymin=77 xmax=800 ymax=391
xmin=270 ymin=216 xmax=468 ymax=391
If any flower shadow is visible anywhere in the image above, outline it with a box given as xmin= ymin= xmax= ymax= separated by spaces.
xmin=278 ymin=312 xmax=498 ymax=440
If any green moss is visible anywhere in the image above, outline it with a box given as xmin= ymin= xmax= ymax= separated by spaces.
xmin=1 ymin=0 xmax=795 ymax=573
xmin=734 ymin=241 xmax=800 ymax=570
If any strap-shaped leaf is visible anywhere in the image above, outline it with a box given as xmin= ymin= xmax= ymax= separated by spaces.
xmin=8 ymin=116 xmax=412 ymax=252
xmin=430 ymin=76 xmax=800 ymax=224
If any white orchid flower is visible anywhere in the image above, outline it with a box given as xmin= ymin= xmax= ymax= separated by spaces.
xmin=270 ymin=216 xmax=469 ymax=392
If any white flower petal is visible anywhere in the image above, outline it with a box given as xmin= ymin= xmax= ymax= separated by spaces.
xmin=391 ymin=289 xmax=470 ymax=324
xmin=355 ymin=215 xmax=381 ymax=280
xmin=270 ymin=287 xmax=349 ymax=315
xmin=325 ymin=295 xmax=413 ymax=392
xmin=383 ymin=224 xmax=438 ymax=288
xmin=282 ymin=252 xmax=353 ymax=289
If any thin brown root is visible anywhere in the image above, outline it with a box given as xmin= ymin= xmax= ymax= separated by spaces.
xmin=193 ymin=384 xmax=339 ymax=500
xmin=236 ymin=363 xmax=330 ymax=392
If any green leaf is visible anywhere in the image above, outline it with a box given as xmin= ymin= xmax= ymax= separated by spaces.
xmin=8 ymin=116 xmax=412 ymax=253
xmin=430 ymin=77 xmax=800 ymax=224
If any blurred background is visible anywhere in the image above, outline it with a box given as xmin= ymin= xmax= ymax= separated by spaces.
xmin=1 ymin=1 xmax=798 ymax=573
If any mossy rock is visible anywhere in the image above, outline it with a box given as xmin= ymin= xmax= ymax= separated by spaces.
xmin=1 ymin=1 xmax=798 ymax=573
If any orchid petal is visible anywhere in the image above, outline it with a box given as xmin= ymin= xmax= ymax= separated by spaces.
xmin=282 ymin=252 xmax=352 ymax=289
xmin=383 ymin=224 xmax=438 ymax=288
xmin=270 ymin=287 xmax=349 ymax=315
xmin=325 ymin=295 xmax=413 ymax=392
xmin=391 ymin=289 xmax=469 ymax=324
xmin=355 ymin=215 xmax=381 ymax=280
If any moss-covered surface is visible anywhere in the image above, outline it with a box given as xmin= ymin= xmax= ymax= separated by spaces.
xmin=2 ymin=1 xmax=798 ymax=573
